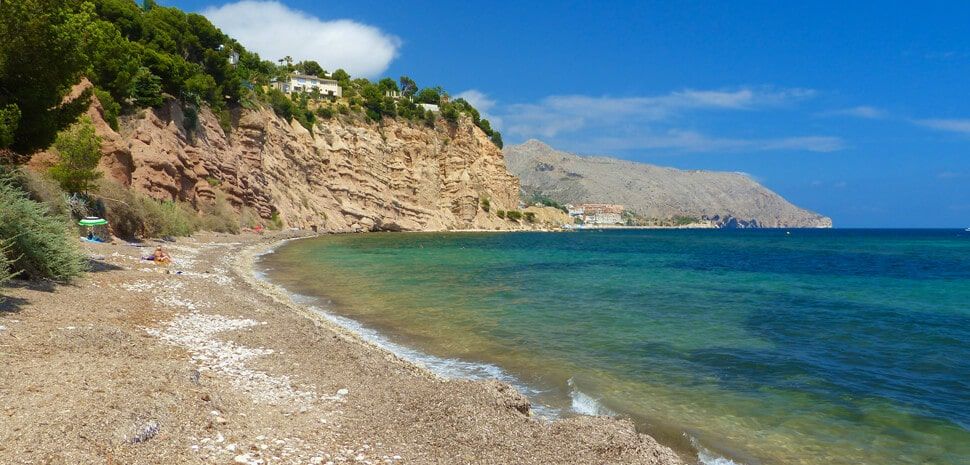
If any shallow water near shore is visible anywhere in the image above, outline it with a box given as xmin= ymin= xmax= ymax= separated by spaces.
xmin=259 ymin=229 xmax=970 ymax=465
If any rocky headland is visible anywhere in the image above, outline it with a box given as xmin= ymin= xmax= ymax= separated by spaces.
xmin=505 ymin=139 xmax=833 ymax=228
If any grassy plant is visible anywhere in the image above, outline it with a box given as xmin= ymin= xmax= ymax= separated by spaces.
xmin=97 ymin=181 xmax=197 ymax=239
xmin=480 ymin=197 xmax=490 ymax=213
xmin=0 ymin=172 xmax=85 ymax=281
xmin=524 ymin=211 xmax=536 ymax=223
xmin=197 ymin=191 xmax=240 ymax=234
xmin=269 ymin=211 xmax=283 ymax=230
xmin=506 ymin=210 xmax=523 ymax=222
xmin=496 ymin=210 xmax=506 ymax=219
xmin=8 ymin=168 xmax=71 ymax=217
xmin=239 ymin=206 xmax=262 ymax=230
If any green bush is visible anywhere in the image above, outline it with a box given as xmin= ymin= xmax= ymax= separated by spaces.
xmin=49 ymin=116 xmax=103 ymax=194
xmin=0 ymin=104 xmax=21 ymax=149
xmin=93 ymin=88 xmax=120 ymax=131
xmin=0 ymin=172 xmax=85 ymax=281
xmin=524 ymin=211 xmax=536 ymax=223
xmin=269 ymin=211 xmax=283 ymax=230
xmin=480 ymin=197 xmax=490 ymax=213
xmin=316 ymin=105 xmax=334 ymax=119
xmin=0 ymin=239 xmax=16 ymax=294
xmin=496 ymin=210 xmax=506 ymax=219
xmin=217 ymin=108 xmax=232 ymax=135
xmin=98 ymin=181 xmax=197 ymax=239
xmin=506 ymin=210 xmax=523 ymax=221
xmin=131 ymin=67 xmax=164 ymax=108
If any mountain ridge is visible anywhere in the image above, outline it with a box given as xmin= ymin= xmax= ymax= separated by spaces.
xmin=504 ymin=139 xmax=832 ymax=228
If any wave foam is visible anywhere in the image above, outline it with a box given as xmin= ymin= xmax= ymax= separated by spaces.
xmin=689 ymin=435 xmax=745 ymax=465
xmin=278 ymin=291 xmax=563 ymax=419
xmin=566 ymin=378 xmax=616 ymax=416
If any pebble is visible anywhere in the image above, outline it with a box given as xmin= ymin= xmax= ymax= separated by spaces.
xmin=337 ymin=388 xmax=349 ymax=396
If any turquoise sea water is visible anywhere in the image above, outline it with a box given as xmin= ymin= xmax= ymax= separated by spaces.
xmin=260 ymin=230 xmax=970 ymax=465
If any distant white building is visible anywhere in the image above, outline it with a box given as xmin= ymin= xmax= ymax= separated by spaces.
xmin=228 ymin=50 xmax=240 ymax=66
xmin=272 ymin=73 xmax=342 ymax=99
xmin=578 ymin=204 xmax=624 ymax=224
xmin=418 ymin=103 xmax=440 ymax=113
xmin=566 ymin=204 xmax=585 ymax=218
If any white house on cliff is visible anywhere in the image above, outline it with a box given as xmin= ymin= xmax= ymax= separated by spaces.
xmin=272 ymin=73 xmax=342 ymax=99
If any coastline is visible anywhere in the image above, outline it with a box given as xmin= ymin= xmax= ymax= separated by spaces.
xmin=0 ymin=231 xmax=684 ymax=464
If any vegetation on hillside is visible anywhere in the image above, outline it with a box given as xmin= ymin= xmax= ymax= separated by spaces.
xmin=0 ymin=0 xmax=502 ymax=155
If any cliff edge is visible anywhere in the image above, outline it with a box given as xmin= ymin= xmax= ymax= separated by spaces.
xmin=33 ymin=81 xmax=521 ymax=232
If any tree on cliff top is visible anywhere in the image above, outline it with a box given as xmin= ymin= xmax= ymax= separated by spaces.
xmin=49 ymin=116 xmax=103 ymax=194
xmin=0 ymin=0 xmax=91 ymax=153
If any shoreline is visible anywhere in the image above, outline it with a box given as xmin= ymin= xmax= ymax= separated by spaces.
xmin=247 ymin=234 xmax=744 ymax=465
xmin=0 ymin=231 xmax=685 ymax=464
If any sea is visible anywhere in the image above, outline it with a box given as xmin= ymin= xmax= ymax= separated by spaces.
xmin=257 ymin=229 xmax=970 ymax=465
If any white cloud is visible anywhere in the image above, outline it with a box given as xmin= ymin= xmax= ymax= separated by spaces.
xmin=579 ymin=131 xmax=843 ymax=154
xmin=500 ymin=87 xmax=816 ymax=139
xmin=824 ymin=106 xmax=888 ymax=119
xmin=490 ymin=86 xmax=839 ymax=153
xmin=914 ymin=118 xmax=970 ymax=135
xmin=455 ymin=90 xmax=495 ymax=112
xmin=202 ymin=1 xmax=401 ymax=78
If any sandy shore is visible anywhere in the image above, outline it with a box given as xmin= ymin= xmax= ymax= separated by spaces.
xmin=0 ymin=232 xmax=683 ymax=465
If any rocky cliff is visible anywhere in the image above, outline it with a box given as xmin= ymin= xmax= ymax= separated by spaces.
xmin=34 ymin=81 xmax=522 ymax=232
xmin=505 ymin=140 xmax=832 ymax=228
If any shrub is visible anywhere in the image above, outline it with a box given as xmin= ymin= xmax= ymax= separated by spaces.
xmin=524 ymin=212 xmax=536 ymax=223
xmin=93 ymin=88 xmax=120 ymax=131
xmin=506 ymin=210 xmax=523 ymax=221
xmin=138 ymin=199 xmax=196 ymax=238
xmin=10 ymin=168 xmax=70 ymax=217
xmin=0 ymin=104 xmax=22 ymax=149
xmin=269 ymin=211 xmax=283 ymax=230
xmin=316 ymin=105 xmax=334 ymax=119
xmin=131 ymin=67 xmax=163 ymax=108
xmin=0 ymin=172 xmax=85 ymax=281
xmin=97 ymin=181 xmax=197 ymax=239
xmin=496 ymin=210 xmax=506 ymax=219
xmin=49 ymin=116 xmax=103 ymax=194
xmin=0 ymin=239 xmax=16 ymax=291
xmin=239 ymin=206 xmax=262 ymax=230
xmin=197 ymin=191 xmax=240 ymax=234
xmin=480 ymin=197 xmax=490 ymax=213
xmin=217 ymin=108 xmax=232 ymax=135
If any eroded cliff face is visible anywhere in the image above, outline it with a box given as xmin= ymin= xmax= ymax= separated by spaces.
xmin=50 ymin=84 xmax=521 ymax=232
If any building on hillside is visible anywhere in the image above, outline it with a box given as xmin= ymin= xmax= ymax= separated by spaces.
xmin=228 ymin=50 xmax=240 ymax=66
xmin=578 ymin=203 xmax=624 ymax=224
xmin=565 ymin=204 xmax=585 ymax=218
xmin=418 ymin=103 xmax=440 ymax=113
xmin=271 ymin=73 xmax=342 ymax=99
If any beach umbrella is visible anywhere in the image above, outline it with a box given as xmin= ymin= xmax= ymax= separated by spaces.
xmin=79 ymin=217 xmax=108 ymax=227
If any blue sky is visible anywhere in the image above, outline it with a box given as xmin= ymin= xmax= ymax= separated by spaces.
xmin=169 ymin=0 xmax=969 ymax=227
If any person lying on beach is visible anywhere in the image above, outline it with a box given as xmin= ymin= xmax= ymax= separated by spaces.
xmin=147 ymin=246 xmax=171 ymax=265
